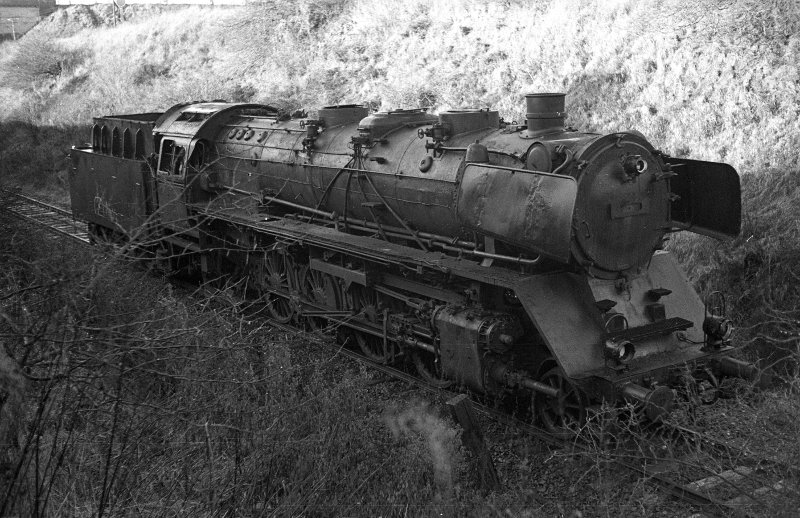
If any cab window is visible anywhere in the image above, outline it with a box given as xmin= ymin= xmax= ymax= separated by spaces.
xmin=158 ymin=139 xmax=186 ymax=177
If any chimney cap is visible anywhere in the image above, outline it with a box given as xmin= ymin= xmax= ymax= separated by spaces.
xmin=524 ymin=93 xmax=567 ymax=137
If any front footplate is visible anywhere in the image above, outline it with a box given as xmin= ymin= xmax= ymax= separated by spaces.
xmin=607 ymin=317 xmax=693 ymax=343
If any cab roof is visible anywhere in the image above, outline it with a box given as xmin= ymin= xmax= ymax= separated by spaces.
xmin=153 ymin=102 xmax=280 ymax=138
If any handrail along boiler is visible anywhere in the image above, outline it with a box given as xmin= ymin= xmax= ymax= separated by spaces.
xmin=69 ymin=92 xmax=752 ymax=433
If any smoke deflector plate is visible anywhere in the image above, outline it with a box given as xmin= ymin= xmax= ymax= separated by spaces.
xmin=666 ymin=157 xmax=741 ymax=240
xmin=456 ymin=164 xmax=577 ymax=263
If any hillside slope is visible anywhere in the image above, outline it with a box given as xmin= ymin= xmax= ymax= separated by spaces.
xmin=2 ymin=0 xmax=800 ymax=172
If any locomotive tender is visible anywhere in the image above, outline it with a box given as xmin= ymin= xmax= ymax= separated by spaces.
xmin=70 ymin=92 xmax=751 ymax=433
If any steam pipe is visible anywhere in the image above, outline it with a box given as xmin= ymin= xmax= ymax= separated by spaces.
xmin=290 ymin=214 xmax=541 ymax=266
xmin=489 ymin=362 xmax=560 ymax=398
xmin=436 ymin=243 xmax=541 ymax=265
xmin=398 ymin=336 xmax=436 ymax=354
xmin=520 ymin=378 xmax=561 ymax=398
xmin=262 ymin=194 xmax=337 ymax=219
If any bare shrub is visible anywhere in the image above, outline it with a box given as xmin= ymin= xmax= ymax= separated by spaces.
xmin=0 ymin=216 xmax=473 ymax=516
xmin=0 ymin=121 xmax=86 ymax=192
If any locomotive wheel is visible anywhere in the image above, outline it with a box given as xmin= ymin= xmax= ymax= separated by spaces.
xmin=301 ymin=267 xmax=340 ymax=333
xmin=262 ymin=251 xmax=294 ymax=323
xmin=355 ymin=332 xmax=389 ymax=363
xmin=350 ymin=285 xmax=390 ymax=362
xmin=412 ymin=350 xmax=452 ymax=389
xmin=534 ymin=367 xmax=587 ymax=438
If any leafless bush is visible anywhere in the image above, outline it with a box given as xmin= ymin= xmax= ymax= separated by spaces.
xmin=0 ymin=217 xmax=472 ymax=516
xmin=0 ymin=122 xmax=85 ymax=191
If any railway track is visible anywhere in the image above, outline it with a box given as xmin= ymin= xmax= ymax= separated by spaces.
xmin=2 ymin=189 xmax=791 ymax=517
xmin=0 ymin=188 xmax=89 ymax=244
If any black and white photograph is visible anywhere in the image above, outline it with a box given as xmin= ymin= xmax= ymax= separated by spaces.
xmin=0 ymin=0 xmax=797 ymax=516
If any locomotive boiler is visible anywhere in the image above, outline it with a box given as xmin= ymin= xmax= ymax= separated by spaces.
xmin=69 ymin=92 xmax=754 ymax=434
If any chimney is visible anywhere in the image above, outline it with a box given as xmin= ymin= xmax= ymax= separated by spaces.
xmin=525 ymin=93 xmax=566 ymax=137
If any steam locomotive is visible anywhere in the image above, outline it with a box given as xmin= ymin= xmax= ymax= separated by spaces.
xmin=69 ymin=92 xmax=756 ymax=434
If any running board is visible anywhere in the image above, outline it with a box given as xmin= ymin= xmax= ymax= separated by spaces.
xmin=607 ymin=317 xmax=693 ymax=343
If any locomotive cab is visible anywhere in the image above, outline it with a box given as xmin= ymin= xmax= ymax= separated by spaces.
xmin=153 ymin=136 xmax=192 ymax=230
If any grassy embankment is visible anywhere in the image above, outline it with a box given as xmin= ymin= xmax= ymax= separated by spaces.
xmin=0 ymin=0 xmax=798 ymax=515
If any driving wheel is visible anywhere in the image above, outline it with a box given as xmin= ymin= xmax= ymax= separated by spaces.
xmin=412 ymin=349 xmax=452 ymax=389
xmin=349 ymin=285 xmax=389 ymax=362
xmin=261 ymin=250 xmax=294 ymax=323
xmin=300 ymin=267 xmax=341 ymax=333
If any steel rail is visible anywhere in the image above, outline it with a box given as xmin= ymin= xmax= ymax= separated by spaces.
xmin=0 ymin=188 xmax=89 ymax=244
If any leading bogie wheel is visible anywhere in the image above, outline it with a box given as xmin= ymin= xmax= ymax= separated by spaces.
xmin=533 ymin=367 xmax=588 ymax=438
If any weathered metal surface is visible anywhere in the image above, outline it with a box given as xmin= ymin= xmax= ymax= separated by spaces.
xmin=569 ymin=132 xmax=671 ymax=278
xmin=439 ymin=110 xmax=499 ymax=135
xmin=589 ymin=251 xmax=706 ymax=343
xmin=666 ymin=157 xmax=741 ymax=239
xmin=318 ymin=105 xmax=369 ymax=127
xmin=456 ymin=164 xmax=577 ymax=262
xmin=524 ymin=93 xmax=566 ymax=137
xmin=91 ymin=114 xmax=159 ymax=158
xmin=435 ymin=307 xmax=488 ymax=392
xmin=357 ymin=109 xmax=437 ymax=140
xmin=309 ymin=257 xmax=369 ymax=287
xmin=513 ymin=272 xmax=606 ymax=378
xmin=69 ymin=149 xmax=151 ymax=234
xmin=434 ymin=308 xmax=520 ymax=393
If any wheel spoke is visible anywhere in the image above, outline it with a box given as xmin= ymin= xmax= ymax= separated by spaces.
xmin=300 ymin=267 xmax=341 ymax=333
xmin=412 ymin=350 xmax=451 ymax=388
xmin=348 ymin=285 xmax=389 ymax=361
xmin=261 ymin=251 xmax=294 ymax=323
xmin=534 ymin=367 xmax=587 ymax=437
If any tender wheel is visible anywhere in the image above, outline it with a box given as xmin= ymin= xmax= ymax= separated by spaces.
xmin=412 ymin=350 xmax=452 ymax=389
xmin=534 ymin=367 xmax=587 ymax=438
xmin=300 ymin=267 xmax=340 ymax=333
xmin=261 ymin=250 xmax=294 ymax=323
